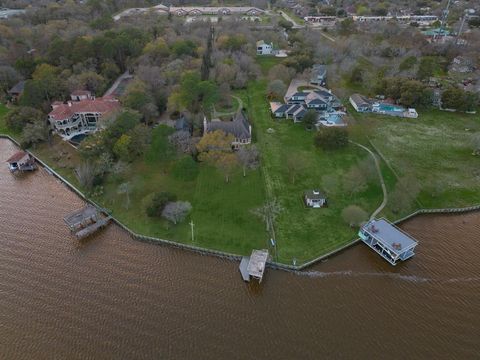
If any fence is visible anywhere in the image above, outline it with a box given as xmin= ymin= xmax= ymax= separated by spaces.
xmin=2 ymin=134 xmax=480 ymax=272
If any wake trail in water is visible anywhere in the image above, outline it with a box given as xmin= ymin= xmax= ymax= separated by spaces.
xmin=299 ymin=270 xmax=480 ymax=284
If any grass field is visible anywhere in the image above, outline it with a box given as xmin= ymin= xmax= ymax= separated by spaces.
xmin=239 ymin=81 xmax=384 ymax=264
xmin=360 ymin=109 xmax=480 ymax=210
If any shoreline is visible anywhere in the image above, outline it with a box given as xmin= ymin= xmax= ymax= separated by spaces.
xmin=2 ymin=134 xmax=480 ymax=271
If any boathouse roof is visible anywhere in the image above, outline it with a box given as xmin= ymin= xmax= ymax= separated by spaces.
xmin=6 ymin=151 xmax=29 ymax=164
xmin=362 ymin=219 xmax=418 ymax=255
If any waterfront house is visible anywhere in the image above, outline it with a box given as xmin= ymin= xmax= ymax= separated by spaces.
xmin=304 ymin=190 xmax=327 ymax=208
xmin=310 ymin=64 xmax=327 ymax=86
xmin=256 ymin=40 xmax=273 ymax=55
xmin=6 ymin=151 xmax=36 ymax=172
xmin=203 ymin=111 xmax=251 ymax=149
xmin=48 ymin=94 xmax=121 ymax=140
xmin=70 ymin=90 xmax=93 ymax=102
xmin=349 ymin=94 xmax=371 ymax=112
xmin=8 ymin=80 xmax=25 ymax=102
xmin=359 ymin=218 xmax=418 ymax=266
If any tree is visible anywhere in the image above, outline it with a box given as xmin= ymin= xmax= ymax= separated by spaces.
xmin=113 ymin=134 xmax=133 ymax=162
xmin=21 ymin=120 xmax=49 ymax=148
xmin=252 ymin=198 xmax=283 ymax=233
xmin=146 ymin=192 xmax=177 ymax=217
xmin=169 ymin=130 xmax=193 ymax=154
xmin=441 ymin=87 xmax=478 ymax=111
xmin=267 ymin=79 xmax=287 ymax=100
xmin=314 ymin=127 xmax=349 ymax=150
xmin=75 ymin=161 xmax=97 ymax=190
xmin=174 ymin=72 xmax=219 ymax=113
xmin=389 ymin=175 xmax=421 ymax=214
xmin=342 ymin=205 xmax=368 ymax=227
xmin=302 ymin=109 xmax=318 ymax=130
xmin=278 ymin=18 xmax=293 ymax=30
xmin=343 ymin=166 xmax=368 ymax=196
xmin=237 ymin=145 xmax=260 ymax=177
xmin=162 ymin=201 xmax=192 ymax=224
xmin=4 ymin=107 xmax=43 ymax=133
xmin=197 ymin=130 xmax=238 ymax=182
xmin=117 ymin=182 xmax=131 ymax=209
xmin=286 ymin=153 xmax=307 ymax=184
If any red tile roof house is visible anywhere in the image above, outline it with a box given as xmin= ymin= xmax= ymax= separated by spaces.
xmin=48 ymin=93 xmax=121 ymax=140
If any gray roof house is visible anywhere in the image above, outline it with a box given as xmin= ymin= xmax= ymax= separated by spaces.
xmin=203 ymin=111 xmax=251 ymax=148
xmin=349 ymin=94 xmax=371 ymax=112
xmin=8 ymin=80 xmax=26 ymax=101
xmin=304 ymin=190 xmax=327 ymax=208
xmin=310 ymin=64 xmax=327 ymax=86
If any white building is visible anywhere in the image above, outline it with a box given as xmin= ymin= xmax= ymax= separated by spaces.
xmin=256 ymin=40 xmax=273 ymax=55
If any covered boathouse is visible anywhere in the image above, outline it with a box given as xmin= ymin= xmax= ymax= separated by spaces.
xmin=6 ymin=151 xmax=36 ymax=172
xmin=359 ymin=218 xmax=418 ymax=266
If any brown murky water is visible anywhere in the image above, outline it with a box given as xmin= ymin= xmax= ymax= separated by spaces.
xmin=1 ymin=138 xmax=479 ymax=359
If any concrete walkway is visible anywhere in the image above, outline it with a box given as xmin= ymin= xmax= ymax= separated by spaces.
xmin=104 ymin=71 xmax=133 ymax=97
xmin=349 ymin=141 xmax=388 ymax=220
xmin=279 ymin=11 xmax=305 ymax=29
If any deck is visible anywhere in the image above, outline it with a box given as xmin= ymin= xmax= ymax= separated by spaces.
xmin=64 ymin=205 xmax=98 ymax=231
xmin=74 ymin=217 xmax=111 ymax=240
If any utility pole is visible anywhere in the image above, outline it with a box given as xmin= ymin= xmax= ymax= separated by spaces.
xmin=190 ymin=220 xmax=195 ymax=243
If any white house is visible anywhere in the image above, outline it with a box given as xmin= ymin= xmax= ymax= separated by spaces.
xmin=48 ymin=94 xmax=121 ymax=140
xmin=256 ymin=40 xmax=273 ymax=55
xmin=304 ymin=190 xmax=327 ymax=208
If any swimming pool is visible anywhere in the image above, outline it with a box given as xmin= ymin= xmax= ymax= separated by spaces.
xmin=374 ymin=103 xmax=405 ymax=112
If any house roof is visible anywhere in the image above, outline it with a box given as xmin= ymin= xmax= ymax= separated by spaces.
xmin=206 ymin=111 xmax=251 ymax=140
xmin=48 ymin=98 xmax=121 ymax=121
xmin=8 ymin=80 xmax=25 ymax=95
xmin=362 ymin=219 xmax=418 ymax=255
xmin=71 ymin=90 xmax=91 ymax=96
xmin=350 ymin=93 xmax=370 ymax=107
xmin=6 ymin=151 xmax=29 ymax=163
xmin=285 ymin=104 xmax=302 ymax=115
xmin=304 ymin=189 xmax=326 ymax=200
xmin=291 ymin=91 xmax=308 ymax=98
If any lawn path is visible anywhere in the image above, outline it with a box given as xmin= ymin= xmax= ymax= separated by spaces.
xmin=350 ymin=141 xmax=387 ymax=220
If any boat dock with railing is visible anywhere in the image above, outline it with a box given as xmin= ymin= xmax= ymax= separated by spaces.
xmin=359 ymin=218 xmax=418 ymax=266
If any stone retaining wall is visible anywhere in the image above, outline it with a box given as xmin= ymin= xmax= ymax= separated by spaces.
xmin=2 ymin=134 xmax=480 ymax=272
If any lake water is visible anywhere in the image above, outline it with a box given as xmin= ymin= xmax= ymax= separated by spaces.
xmin=1 ymin=138 xmax=479 ymax=359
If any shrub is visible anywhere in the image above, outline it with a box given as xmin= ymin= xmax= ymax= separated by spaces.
xmin=314 ymin=127 xmax=349 ymax=150
xmin=342 ymin=205 xmax=368 ymax=227
xmin=146 ymin=191 xmax=177 ymax=217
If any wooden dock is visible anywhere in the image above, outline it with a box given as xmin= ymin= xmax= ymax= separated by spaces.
xmin=64 ymin=205 xmax=111 ymax=240
xmin=74 ymin=216 xmax=111 ymax=240
xmin=238 ymin=249 xmax=269 ymax=283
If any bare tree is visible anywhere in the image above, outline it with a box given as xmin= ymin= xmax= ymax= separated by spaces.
xmin=343 ymin=165 xmax=368 ymax=196
xmin=169 ymin=130 xmax=193 ymax=154
xmin=342 ymin=205 xmax=368 ymax=227
xmin=251 ymin=198 xmax=283 ymax=233
xmin=162 ymin=201 xmax=192 ymax=224
xmin=286 ymin=154 xmax=307 ymax=184
xmin=237 ymin=145 xmax=260 ymax=177
xmin=117 ymin=182 xmax=131 ymax=210
xmin=75 ymin=161 xmax=97 ymax=191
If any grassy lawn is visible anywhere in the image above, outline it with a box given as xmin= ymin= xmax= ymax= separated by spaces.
xmin=239 ymin=81 xmax=383 ymax=264
xmin=350 ymin=108 xmax=480 ymax=216
xmin=90 ymin=126 xmax=268 ymax=255
xmin=256 ymin=56 xmax=284 ymax=75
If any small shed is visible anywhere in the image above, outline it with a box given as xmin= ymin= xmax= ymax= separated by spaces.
xmin=304 ymin=190 xmax=327 ymax=208
xmin=6 ymin=151 xmax=36 ymax=172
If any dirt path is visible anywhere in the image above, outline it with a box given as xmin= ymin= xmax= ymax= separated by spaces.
xmin=350 ymin=141 xmax=388 ymax=220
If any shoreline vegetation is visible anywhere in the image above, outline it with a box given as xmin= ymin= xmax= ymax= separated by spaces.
xmin=2 ymin=69 xmax=479 ymax=265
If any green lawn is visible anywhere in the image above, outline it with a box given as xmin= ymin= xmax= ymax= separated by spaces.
xmin=350 ymin=108 xmax=480 ymax=216
xmin=239 ymin=81 xmax=384 ymax=264
xmin=92 ymin=126 xmax=267 ymax=255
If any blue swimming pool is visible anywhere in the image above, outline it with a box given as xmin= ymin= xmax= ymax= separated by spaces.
xmin=375 ymin=103 xmax=405 ymax=112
